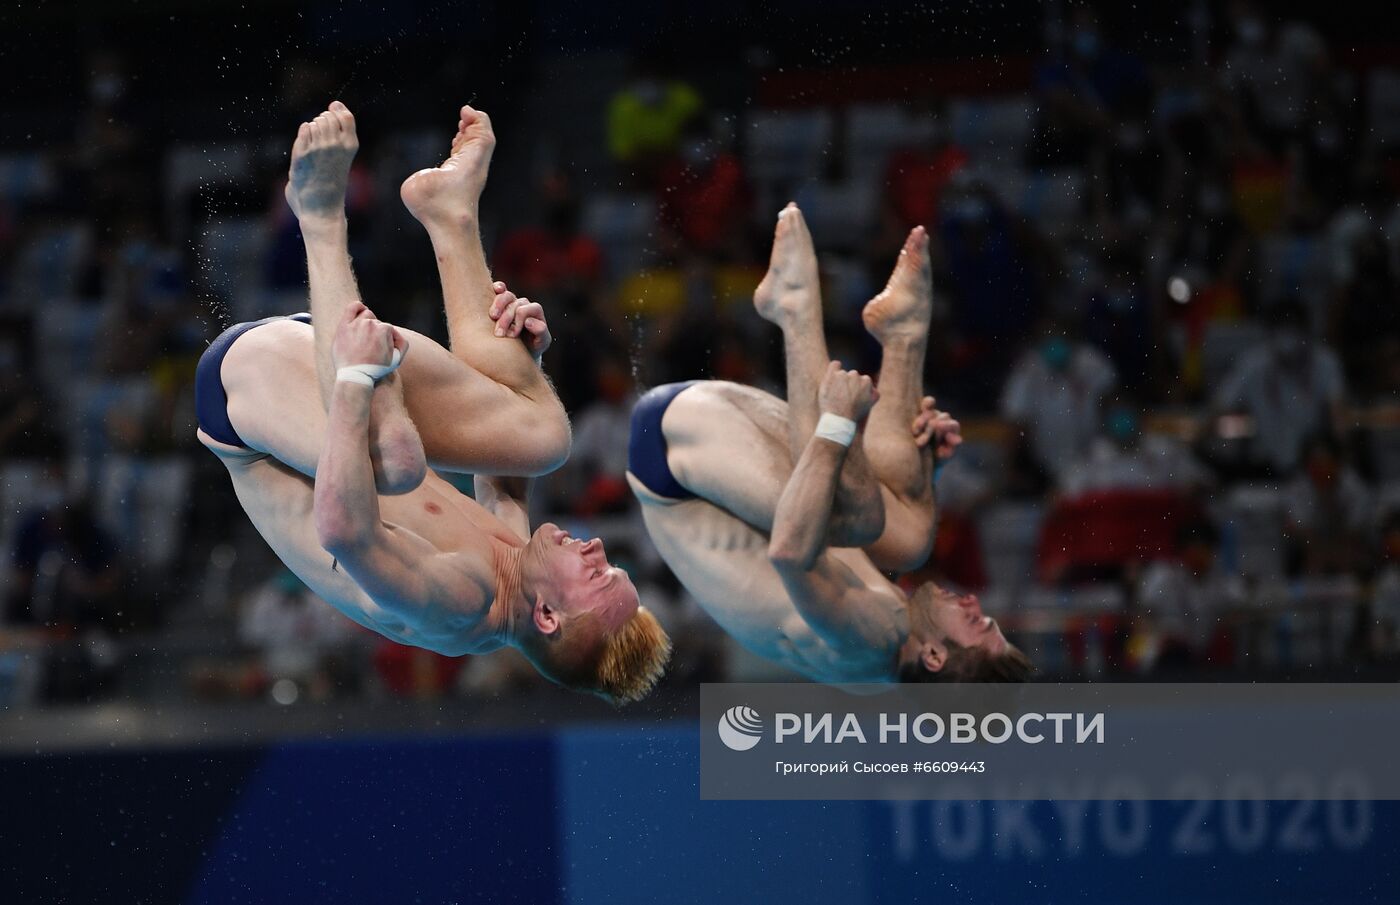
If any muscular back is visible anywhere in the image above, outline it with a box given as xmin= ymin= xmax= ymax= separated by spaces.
xmin=630 ymin=474 xmax=900 ymax=683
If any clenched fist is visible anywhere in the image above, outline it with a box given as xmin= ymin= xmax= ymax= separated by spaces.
xmin=332 ymin=302 xmax=408 ymax=371
xmin=818 ymin=361 xmax=878 ymax=422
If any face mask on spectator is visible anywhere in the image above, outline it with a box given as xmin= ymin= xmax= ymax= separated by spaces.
xmin=1106 ymin=408 xmax=1139 ymax=447
xmin=275 ymin=569 xmax=306 ymax=597
xmin=1041 ymin=336 xmax=1072 ymax=371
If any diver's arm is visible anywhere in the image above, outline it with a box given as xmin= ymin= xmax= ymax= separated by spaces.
xmin=768 ymin=431 xmax=901 ymax=651
xmin=768 ymin=434 xmax=849 ymax=572
xmin=314 ymin=312 xmax=491 ymax=622
xmin=314 ymin=376 xmax=491 ymax=621
xmin=769 ymin=365 xmax=897 ymax=650
xmin=769 ymin=362 xmax=878 ymax=569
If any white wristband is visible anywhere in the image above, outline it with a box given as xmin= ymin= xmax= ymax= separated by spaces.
xmin=814 ymin=412 xmax=857 ymax=447
xmin=335 ymin=348 xmax=403 ymax=387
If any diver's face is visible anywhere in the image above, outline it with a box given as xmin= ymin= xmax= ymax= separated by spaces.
xmin=530 ymin=523 xmax=639 ymax=629
xmin=917 ymin=585 xmax=1008 ymax=655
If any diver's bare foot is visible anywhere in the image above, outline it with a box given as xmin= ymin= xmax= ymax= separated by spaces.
xmin=285 ymin=101 xmax=358 ymax=230
xmin=400 ymin=105 xmax=496 ymax=228
xmin=862 ymin=227 xmax=932 ymax=344
xmin=754 ymin=203 xmax=821 ymax=327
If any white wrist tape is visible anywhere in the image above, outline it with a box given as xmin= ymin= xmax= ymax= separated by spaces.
xmin=336 ymin=348 xmax=403 ymax=387
xmin=815 ymin=412 xmax=857 ymax=447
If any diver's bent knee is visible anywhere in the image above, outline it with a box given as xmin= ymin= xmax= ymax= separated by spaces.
xmin=865 ymin=530 xmax=934 ymax=574
xmin=514 ymin=404 xmax=572 ymax=476
xmin=536 ymin=418 xmax=573 ymax=475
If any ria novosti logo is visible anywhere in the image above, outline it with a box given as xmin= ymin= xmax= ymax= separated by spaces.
xmin=717 ymin=705 xmax=764 ymax=751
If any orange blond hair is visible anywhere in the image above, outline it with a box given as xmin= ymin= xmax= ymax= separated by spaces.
xmin=590 ymin=606 xmax=673 ymax=704
xmin=527 ymin=606 xmax=673 ymax=704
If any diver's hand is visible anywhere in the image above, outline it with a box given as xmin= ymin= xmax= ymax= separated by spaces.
xmin=489 ymin=281 xmax=552 ymax=359
xmin=818 ymin=361 xmax=878 ymax=422
xmin=912 ymin=396 xmax=962 ymax=461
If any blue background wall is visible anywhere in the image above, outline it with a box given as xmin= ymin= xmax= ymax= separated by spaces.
xmin=2 ymin=724 xmax=1394 ymax=904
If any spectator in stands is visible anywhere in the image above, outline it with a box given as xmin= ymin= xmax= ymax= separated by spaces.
xmin=238 ymin=568 xmax=359 ymax=701
xmin=643 ymin=262 xmax=769 ymax=389
xmin=6 ymin=464 xmax=124 ymax=703
xmin=1155 ymin=192 xmax=1252 ymax=400
xmin=880 ymin=110 xmax=967 ymax=237
xmin=1084 ymin=247 xmax=1154 ymax=391
xmin=494 ymin=170 xmax=611 ymax=412
xmin=1285 ymin=436 xmax=1373 ymax=576
xmin=1131 ymin=519 xmax=1244 ymax=671
xmin=495 ymin=170 xmax=605 ymax=300
xmin=7 ymin=464 xmax=122 ymax=632
xmin=939 ymin=180 xmax=1044 ymax=408
xmin=1219 ymin=1 xmax=1332 ymax=147
xmin=1331 ymin=230 xmax=1400 ymax=399
xmin=71 ymin=50 xmax=148 ymax=227
xmin=4 ymin=5 xmax=1397 ymax=698
xmin=94 ymin=224 xmax=171 ymax=383
xmin=457 ymin=646 xmax=545 ymax=697
xmin=1213 ymin=299 xmax=1346 ymax=475
xmin=556 ymin=358 xmax=637 ymax=517
xmin=1031 ymin=6 xmax=1149 ymax=167
xmin=1001 ymin=319 xmax=1117 ymax=485
xmin=266 ymin=152 xmax=377 ymax=296
xmin=1369 ymin=512 xmax=1400 ymax=659
xmin=372 ymin=640 xmax=465 ymax=700
xmin=655 ymin=117 xmax=751 ymax=259
xmin=1227 ymin=145 xmax=1293 ymax=237
xmin=0 ymin=325 xmax=58 ymax=457
xmin=1058 ymin=395 xmax=1208 ymax=498
xmin=607 ymin=54 xmax=703 ymax=184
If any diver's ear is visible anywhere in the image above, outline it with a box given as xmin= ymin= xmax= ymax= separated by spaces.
xmin=532 ymin=596 xmax=560 ymax=635
xmin=920 ymin=639 xmax=946 ymax=674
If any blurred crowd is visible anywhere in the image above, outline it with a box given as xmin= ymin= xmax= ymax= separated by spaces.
xmin=3 ymin=1 xmax=1400 ymax=707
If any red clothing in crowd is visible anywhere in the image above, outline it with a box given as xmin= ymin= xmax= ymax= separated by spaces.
xmin=494 ymin=228 xmax=604 ymax=294
xmin=884 ymin=146 xmax=968 ymax=229
xmin=657 ymin=153 xmax=750 ymax=254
